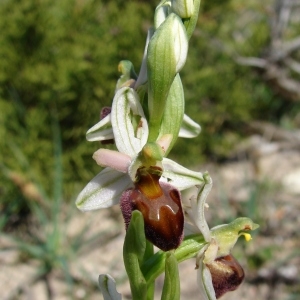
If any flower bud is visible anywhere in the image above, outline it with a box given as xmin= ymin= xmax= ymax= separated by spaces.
xmin=147 ymin=13 xmax=188 ymax=141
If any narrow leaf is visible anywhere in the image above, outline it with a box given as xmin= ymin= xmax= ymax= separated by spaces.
xmin=123 ymin=211 xmax=147 ymax=300
xmin=161 ymin=252 xmax=180 ymax=300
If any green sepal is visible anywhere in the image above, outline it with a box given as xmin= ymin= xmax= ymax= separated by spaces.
xmin=161 ymin=252 xmax=180 ymax=300
xmin=123 ymin=210 xmax=147 ymax=300
xmin=142 ymin=234 xmax=206 ymax=284
xmin=182 ymin=0 xmax=201 ymax=40
xmin=157 ymin=74 xmax=184 ymax=155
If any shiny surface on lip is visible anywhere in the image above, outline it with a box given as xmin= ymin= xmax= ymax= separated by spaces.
xmin=206 ymin=254 xmax=245 ymax=299
xmin=120 ymin=167 xmax=184 ymax=251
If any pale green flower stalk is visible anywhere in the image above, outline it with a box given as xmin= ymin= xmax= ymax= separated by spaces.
xmin=76 ymin=0 xmax=259 ymax=299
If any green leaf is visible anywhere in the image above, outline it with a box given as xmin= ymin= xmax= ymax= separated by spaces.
xmin=161 ymin=252 xmax=180 ymax=300
xmin=142 ymin=234 xmax=206 ymax=284
xmin=123 ymin=210 xmax=147 ymax=300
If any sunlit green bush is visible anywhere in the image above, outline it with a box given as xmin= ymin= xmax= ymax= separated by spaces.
xmin=0 ymin=0 xmax=291 ymax=225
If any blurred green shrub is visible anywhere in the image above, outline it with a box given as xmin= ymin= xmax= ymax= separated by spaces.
xmin=0 ymin=0 xmax=294 ymax=225
xmin=0 ymin=0 xmax=151 ymax=215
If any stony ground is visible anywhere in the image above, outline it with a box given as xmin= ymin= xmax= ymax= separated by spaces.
xmin=1 ymin=134 xmax=300 ymax=300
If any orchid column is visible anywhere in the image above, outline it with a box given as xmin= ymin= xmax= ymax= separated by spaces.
xmin=76 ymin=1 xmax=259 ymax=299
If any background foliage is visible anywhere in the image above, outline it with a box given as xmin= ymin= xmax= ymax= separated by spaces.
xmin=0 ymin=0 xmax=299 ymax=227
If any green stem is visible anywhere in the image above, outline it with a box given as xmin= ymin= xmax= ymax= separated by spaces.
xmin=161 ymin=252 xmax=180 ymax=300
xmin=141 ymin=234 xmax=206 ymax=284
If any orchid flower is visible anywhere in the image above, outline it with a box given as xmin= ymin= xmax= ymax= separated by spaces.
xmin=183 ymin=173 xmax=259 ymax=299
xmin=75 ymin=84 xmax=205 ymax=250
xmin=76 ymin=85 xmax=203 ymax=210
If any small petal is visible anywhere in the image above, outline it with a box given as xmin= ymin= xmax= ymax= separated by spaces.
xmin=76 ymin=168 xmax=132 ymax=211
xmin=161 ymin=158 xmax=204 ymax=190
xmin=86 ymin=114 xmax=113 ymax=142
xmin=111 ymin=87 xmax=148 ymax=157
xmin=93 ymin=149 xmax=131 ymax=173
xmin=179 ymin=114 xmax=201 ymax=138
xmin=98 ymin=274 xmax=122 ymax=300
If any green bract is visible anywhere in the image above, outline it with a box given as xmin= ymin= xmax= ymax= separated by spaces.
xmin=172 ymin=0 xmax=194 ymax=18
xmin=147 ymin=12 xmax=188 ymax=142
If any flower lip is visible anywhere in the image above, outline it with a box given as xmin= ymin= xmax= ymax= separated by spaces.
xmin=206 ymin=254 xmax=245 ymax=299
xmin=120 ymin=167 xmax=184 ymax=251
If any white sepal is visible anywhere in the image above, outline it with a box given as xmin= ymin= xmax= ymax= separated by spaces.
xmin=161 ymin=158 xmax=204 ymax=190
xmin=179 ymin=114 xmax=201 ymax=138
xmin=111 ymin=87 xmax=148 ymax=157
xmin=75 ymin=168 xmax=132 ymax=211
xmin=86 ymin=114 xmax=113 ymax=142
xmin=98 ymin=274 xmax=122 ymax=300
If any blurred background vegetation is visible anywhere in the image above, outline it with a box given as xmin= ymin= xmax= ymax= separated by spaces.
xmin=1 ymin=0 xmax=300 ymax=228
xmin=0 ymin=0 xmax=300 ymax=297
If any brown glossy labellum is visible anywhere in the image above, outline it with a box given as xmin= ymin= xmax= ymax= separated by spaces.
xmin=120 ymin=167 xmax=184 ymax=251
xmin=206 ymin=254 xmax=245 ymax=299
